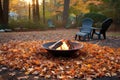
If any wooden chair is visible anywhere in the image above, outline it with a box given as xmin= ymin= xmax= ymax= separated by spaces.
xmin=92 ymin=18 xmax=113 ymax=39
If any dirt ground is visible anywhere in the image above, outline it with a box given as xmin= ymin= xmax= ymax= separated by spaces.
xmin=0 ymin=29 xmax=120 ymax=48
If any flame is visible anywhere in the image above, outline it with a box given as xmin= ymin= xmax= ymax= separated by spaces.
xmin=56 ymin=42 xmax=69 ymax=50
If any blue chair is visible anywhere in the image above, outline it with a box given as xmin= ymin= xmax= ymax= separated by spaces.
xmin=47 ymin=19 xmax=55 ymax=28
xmin=92 ymin=18 xmax=113 ymax=39
xmin=75 ymin=18 xmax=93 ymax=41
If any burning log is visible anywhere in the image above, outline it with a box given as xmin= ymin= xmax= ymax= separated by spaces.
xmin=64 ymin=40 xmax=74 ymax=49
xmin=49 ymin=39 xmax=74 ymax=50
xmin=49 ymin=40 xmax=63 ymax=49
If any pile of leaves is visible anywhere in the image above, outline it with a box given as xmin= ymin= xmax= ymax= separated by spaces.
xmin=0 ymin=40 xmax=120 ymax=79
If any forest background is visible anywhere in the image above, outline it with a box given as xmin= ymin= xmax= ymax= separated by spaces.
xmin=0 ymin=0 xmax=120 ymax=31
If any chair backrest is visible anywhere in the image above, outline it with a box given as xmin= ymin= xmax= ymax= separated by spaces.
xmin=48 ymin=19 xmax=53 ymax=25
xmin=100 ymin=18 xmax=113 ymax=33
xmin=80 ymin=18 xmax=93 ymax=33
xmin=47 ymin=19 xmax=55 ymax=27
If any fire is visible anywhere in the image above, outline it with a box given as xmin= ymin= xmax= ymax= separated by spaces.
xmin=56 ymin=42 xmax=69 ymax=50
xmin=49 ymin=39 xmax=74 ymax=50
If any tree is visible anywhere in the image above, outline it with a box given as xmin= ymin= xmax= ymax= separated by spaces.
xmin=102 ymin=0 xmax=120 ymax=24
xmin=32 ymin=0 xmax=36 ymax=22
xmin=0 ymin=0 xmax=4 ymax=25
xmin=43 ymin=0 xmax=45 ymax=23
xmin=28 ymin=2 xmax=31 ymax=20
xmin=9 ymin=0 xmax=28 ymax=19
xmin=69 ymin=0 xmax=89 ymax=16
xmin=36 ymin=0 xmax=40 ymax=21
xmin=32 ymin=0 xmax=40 ymax=22
xmin=0 ymin=0 xmax=9 ymax=27
xmin=63 ymin=0 xmax=70 ymax=26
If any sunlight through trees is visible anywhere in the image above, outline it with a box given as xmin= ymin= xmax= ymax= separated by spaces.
xmin=0 ymin=0 xmax=120 ymax=30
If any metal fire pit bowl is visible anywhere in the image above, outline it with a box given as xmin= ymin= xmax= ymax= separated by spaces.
xmin=42 ymin=41 xmax=83 ymax=57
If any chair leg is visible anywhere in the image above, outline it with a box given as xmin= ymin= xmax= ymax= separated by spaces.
xmin=83 ymin=36 xmax=86 ymax=41
xmin=87 ymin=35 xmax=89 ymax=40
xmin=91 ymin=34 xmax=94 ymax=39
xmin=75 ymin=35 xmax=77 ymax=40
xmin=103 ymin=33 xmax=106 ymax=39
xmin=91 ymin=29 xmax=95 ymax=39
xmin=86 ymin=34 xmax=89 ymax=41
xmin=89 ymin=34 xmax=92 ymax=40
xmin=98 ymin=34 xmax=101 ymax=40
xmin=79 ymin=36 xmax=81 ymax=40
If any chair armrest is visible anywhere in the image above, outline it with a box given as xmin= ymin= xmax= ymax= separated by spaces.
xmin=91 ymin=27 xmax=101 ymax=30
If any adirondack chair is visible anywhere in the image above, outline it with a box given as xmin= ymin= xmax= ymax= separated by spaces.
xmin=92 ymin=18 xmax=113 ymax=39
xmin=47 ymin=19 xmax=55 ymax=28
xmin=0 ymin=24 xmax=12 ymax=32
xmin=75 ymin=18 xmax=93 ymax=41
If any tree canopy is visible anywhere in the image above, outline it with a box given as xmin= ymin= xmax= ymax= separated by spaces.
xmin=0 ymin=0 xmax=120 ymax=30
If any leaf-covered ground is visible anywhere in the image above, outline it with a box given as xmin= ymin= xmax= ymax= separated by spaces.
xmin=0 ymin=29 xmax=120 ymax=80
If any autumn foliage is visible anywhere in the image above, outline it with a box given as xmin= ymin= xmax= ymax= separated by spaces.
xmin=0 ymin=41 xmax=120 ymax=79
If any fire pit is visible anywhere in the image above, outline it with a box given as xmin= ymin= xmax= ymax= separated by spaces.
xmin=42 ymin=39 xmax=83 ymax=56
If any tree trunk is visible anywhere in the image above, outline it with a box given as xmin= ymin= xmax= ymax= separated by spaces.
xmin=0 ymin=0 xmax=4 ymax=25
xmin=36 ymin=0 xmax=40 ymax=21
xmin=63 ymin=0 xmax=70 ymax=27
xmin=32 ymin=0 xmax=36 ymax=22
xmin=43 ymin=0 xmax=45 ymax=23
xmin=28 ymin=2 xmax=31 ymax=20
xmin=32 ymin=0 xmax=40 ymax=22
xmin=3 ymin=0 xmax=9 ymax=27
xmin=0 ymin=0 xmax=9 ymax=28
